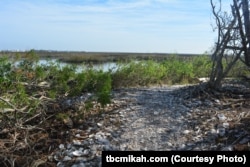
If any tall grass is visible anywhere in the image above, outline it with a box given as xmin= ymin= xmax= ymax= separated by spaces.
xmin=112 ymin=60 xmax=166 ymax=87
xmin=112 ymin=55 xmax=213 ymax=87
xmin=163 ymin=55 xmax=213 ymax=84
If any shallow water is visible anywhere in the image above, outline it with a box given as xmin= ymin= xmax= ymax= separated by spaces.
xmin=14 ymin=59 xmax=119 ymax=72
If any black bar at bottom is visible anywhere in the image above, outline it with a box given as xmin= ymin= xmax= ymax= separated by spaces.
xmin=102 ymin=151 xmax=250 ymax=167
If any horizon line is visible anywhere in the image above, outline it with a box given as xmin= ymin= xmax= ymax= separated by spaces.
xmin=0 ymin=49 xmax=208 ymax=55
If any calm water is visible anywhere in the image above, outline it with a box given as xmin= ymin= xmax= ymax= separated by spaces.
xmin=15 ymin=59 xmax=118 ymax=72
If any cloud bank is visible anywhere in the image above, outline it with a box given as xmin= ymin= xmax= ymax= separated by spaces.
xmin=0 ymin=0 xmax=218 ymax=53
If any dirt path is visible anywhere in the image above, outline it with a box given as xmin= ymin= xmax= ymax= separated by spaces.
xmin=51 ymin=84 xmax=250 ymax=167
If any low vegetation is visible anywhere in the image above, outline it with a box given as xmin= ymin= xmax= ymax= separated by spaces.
xmin=0 ymin=51 xmax=113 ymax=166
xmin=0 ymin=50 xmax=249 ymax=166
xmin=0 ymin=50 xmax=201 ymax=63
xmin=113 ymin=55 xmax=214 ymax=86
xmin=1 ymin=52 xmax=248 ymax=110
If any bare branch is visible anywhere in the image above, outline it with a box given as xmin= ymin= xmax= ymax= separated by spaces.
xmin=208 ymin=0 xmax=249 ymax=89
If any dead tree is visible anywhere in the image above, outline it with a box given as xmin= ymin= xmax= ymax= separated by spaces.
xmin=242 ymin=0 xmax=250 ymax=66
xmin=209 ymin=0 xmax=250 ymax=89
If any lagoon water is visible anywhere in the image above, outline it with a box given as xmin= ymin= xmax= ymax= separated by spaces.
xmin=15 ymin=59 xmax=118 ymax=73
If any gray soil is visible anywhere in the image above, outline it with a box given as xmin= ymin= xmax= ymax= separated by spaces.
xmin=51 ymin=83 xmax=250 ymax=167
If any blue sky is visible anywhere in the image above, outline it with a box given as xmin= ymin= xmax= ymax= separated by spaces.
xmin=0 ymin=0 xmax=231 ymax=53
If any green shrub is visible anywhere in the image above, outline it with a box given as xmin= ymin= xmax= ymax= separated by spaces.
xmin=95 ymin=72 xmax=112 ymax=106
xmin=34 ymin=65 xmax=47 ymax=82
xmin=47 ymin=64 xmax=77 ymax=96
xmin=69 ymin=72 xmax=86 ymax=96
xmin=160 ymin=55 xmax=212 ymax=84
xmin=112 ymin=60 xmax=166 ymax=87
xmin=162 ymin=56 xmax=194 ymax=84
xmin=192 ymin=55 xmax=212 ymax=78
xmin=84 ymin=69 xmax=112 ymax=106
xmin=0 ymin=51 xmax=226 ymax=123
xmin=0 ymin=57 xmax=12 ymax=92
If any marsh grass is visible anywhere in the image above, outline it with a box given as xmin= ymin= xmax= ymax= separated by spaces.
xmin=1 ymin=52 xmax=249 ymax=112
xmin=0 ymin=51 xmax=113 ymax=113
xmin=0 ymin=50 xmax=201 ymax=63
xmin=112 ymin=60 xmax=166 ymax=87
xmin=2 ymin=51 xmax=250 ymax=166
xmin=163 ymin=55 xmax=212 ymax=84
xmin=112 ymin=55 xmax=214 ymax=87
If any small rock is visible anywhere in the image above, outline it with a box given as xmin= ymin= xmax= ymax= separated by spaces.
xmin=57 ymin=162 xmax=64 ymax=167
xmin=59 ymin=144 xmax=65 ymax=150
xmin=177 ymin=144 xmax=186 ymax=150
xmin=72 ymin=150 xmax=83 ymax=157
xmin=183 ymin=130 xmax=190 ymax=135
xmin=119 ymin=114 xmax=125 ymax=117
xmin=193 ymin=147 xmax=201 ymax=151
xmin=63 ymin=117 xmax=73 ymax=128
xmin=154 ymin=111 xmax=159 ymax=115
xmin=166 ymin=142 xmax=173 ymax=147
xmin=97 ymin=138 xmax=110 ymax=145
xmin=97 ymin=122 xmax=103 ymax=127
xmin=186 ymin=143 xmax=195 ymax=147
xmin=215 ymin=99 xmax=220 ymax=103
xmin=82 ymin=149 xmax=90 ymax=155
xmin=222 ymin=122 xmax=229 ymax=129
xmin=67 ymin=143 xmax=72 ymax=149
xmin=103 ymin=145 xmax=113 ymax=151
xmin=210 ymin=129 xmax=217 ymax=134
xmin=217 ymin=128 xmax=226 ymax=136
xmin=38 ymin=81 xmax=50 ymax=87
xmin=89 ymin=134 xmax=95 ymax=138
xmin=73 ymin=140 xmax=82 ymax=146
xmin=78 ymin=147 xmax=84 ymax=152
xmin=75 ymin=157 xmax=89 ymax=162
xmin=221 ymin=146 xmax=233 ymax=151
xmin=73 ymin=162 xmax=86 ymax=167
xmin=65 ymin=99 xmax=72 ymax=106
xmin=54 ymin=153 xmax=61 ymax=161
xmin=217 ymin=114 xmax=227 ymax=121
xmin=48 ymin=155 xmax=54 ymax=162
xmin=63 ymin=156 xmax=72 ymax=161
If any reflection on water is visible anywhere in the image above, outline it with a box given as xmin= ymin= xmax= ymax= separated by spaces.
xmin=15 ymin=59 xmax=119 ymax=72
xmin=87 ymin=62 xmax=118 ymax=72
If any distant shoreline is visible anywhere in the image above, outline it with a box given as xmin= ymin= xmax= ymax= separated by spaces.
xmin=0 ymin=50 xmax=207 ymax=63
